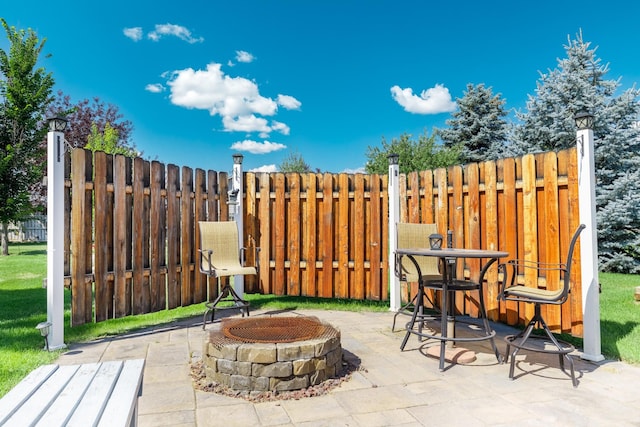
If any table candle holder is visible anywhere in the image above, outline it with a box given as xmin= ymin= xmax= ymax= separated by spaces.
xmin=429 ymin=233 xmax=443 ymax=250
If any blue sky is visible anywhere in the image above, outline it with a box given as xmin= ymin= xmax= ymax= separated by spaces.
xmin=3 ymin=1 xmax=640 ymax=173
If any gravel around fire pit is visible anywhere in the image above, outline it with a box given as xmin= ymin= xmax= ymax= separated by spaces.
xmin=190 ymin=351 xmax=364 ymax=403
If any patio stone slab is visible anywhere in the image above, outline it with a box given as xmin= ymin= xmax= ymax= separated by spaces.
xmin=52 ymin=308 xmax=640 ymax=426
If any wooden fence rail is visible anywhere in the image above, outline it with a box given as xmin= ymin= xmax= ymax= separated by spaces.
xmin=64 ymin=147 xmax=583 ymax=337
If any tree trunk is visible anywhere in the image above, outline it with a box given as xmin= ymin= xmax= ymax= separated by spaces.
xmin=1 ymin=223 xmax=9 ymax=255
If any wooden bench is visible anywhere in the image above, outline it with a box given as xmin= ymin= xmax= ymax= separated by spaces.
xmin=0 ymin=359 xmax=145 ymax=427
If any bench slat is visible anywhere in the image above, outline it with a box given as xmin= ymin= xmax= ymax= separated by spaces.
xmin=98 ymin=359 xmax=146 ymax=427
xmin=3 ymin=365 xmax=79 ymax=427
xmin=66 ymin=361 xmax=123 ymax=427
xmin=0 ymin=359 xmax=145 ymax=427
xmin=34 ymin=362 xmax=101 ymax=427
xmin=0 ymin=364 xmax=58 ymax=424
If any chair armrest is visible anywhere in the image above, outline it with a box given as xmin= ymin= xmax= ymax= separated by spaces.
xmin=239 ymin=246 xmax=261 ymax=273
xmin=497 ymin=258 xmax=569 ymax=300
xmin=199 ymin=249 xmax=214 ymax=275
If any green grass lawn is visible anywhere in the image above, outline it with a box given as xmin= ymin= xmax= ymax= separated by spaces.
xmin=1 ymin=242 xmax=638 ymax=397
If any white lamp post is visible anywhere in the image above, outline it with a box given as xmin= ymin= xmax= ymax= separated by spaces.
xmin=231 ymin=154 xmax=245 ymax=300
xmin=574 ymin=111 xmax=604 ymax=362
xmin=388 ymin=153 xmax=400 ymax=312
xmin=46 ymin=115 xmax=68 ymax=351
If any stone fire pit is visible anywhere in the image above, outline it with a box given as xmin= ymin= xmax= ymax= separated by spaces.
xmin=202 ymin=316 xmax=342 ymax=392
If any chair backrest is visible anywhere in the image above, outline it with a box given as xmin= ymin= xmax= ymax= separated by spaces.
xmin=561 ymin=223 xmax=586 ymax=295
xmin=199 ymin=221 xmax=242 ymax=271
xmin=501 ymin=223 xmax=585 ymax=305
xmin=396 ymin=222 xmax=439 ymax=282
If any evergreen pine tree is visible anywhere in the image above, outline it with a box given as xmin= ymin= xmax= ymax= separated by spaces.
xmin=439 ymin=83 xmax=509 ymax=163
xmin=510 ymin=30 xmax=640 ymax=272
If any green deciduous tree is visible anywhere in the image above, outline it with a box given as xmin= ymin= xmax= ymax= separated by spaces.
xmin=279 ymin=150 xmax=311 ymax=173
xmin=0 ymin=19 xmax=54 ymax=255
xmin=438 ymin=83 xmax=509 ymax=163
xmin=47 ymin=91 xmax=135 ymax=150
xmin=85 ymin=122 xmax=138 ymax=156
xmin=365 ymin=130 xmax=460 ymax=175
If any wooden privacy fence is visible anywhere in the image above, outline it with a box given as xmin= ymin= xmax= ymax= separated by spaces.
xmin=64 ymin=147 xmax=583 ymax=337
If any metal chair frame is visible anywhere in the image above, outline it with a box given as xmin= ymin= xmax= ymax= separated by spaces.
xmin=198 ymin=221 xmax=260 ymax=329
xmin=498 ymin=224 xmax=585 ymax=387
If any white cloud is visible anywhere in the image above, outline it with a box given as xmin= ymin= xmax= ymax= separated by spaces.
xmin=270 ymin=121 xmax=290 ymax=135
xmin=145 ymin=83 xmax=165 ymax=93
xmin=236 ymin=50 xmax=255 ymax=63
xmin=342 ymin=166 xmax=366 ymax=174
xmin=148 ymin=23 xmax=204 ymax=43
xmin=277 ymin=94 xmax=302 ymax=110
xmin=223 ymin=115 xmax=271 ymax=133
xmin=123 ymin=27 xmax=143 ymax=41
xmin=249 ymin=164 xmax=278 ymax=173
xmin=390 ymin=84 xmax=456 ymax=114
xmin=230 ymin=140 xmax=287 ymax=154
xmin=167 ymin=62 xmax=296 ymax=135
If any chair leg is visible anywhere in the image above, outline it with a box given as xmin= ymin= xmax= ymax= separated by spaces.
xmin=476 ymin=285 xmax=502 ymax=363
xmin=202 ymin=278 xmax=251 ymax=330
xmin=392 ymin=289 xmax=418 ymax=332
xmin=400 ymin=285 xmax=424 ymax=351
xmin=504 ymin=304 xmax=578 ymax=386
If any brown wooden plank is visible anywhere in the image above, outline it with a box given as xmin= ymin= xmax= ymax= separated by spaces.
xmin=131 ymin=157 xmax=147 ymax=315
xmin=166 ymin=164 xmax=180 ymax=309
xmin=244 ymin=172 xmax=257 ymax=292
xmin=465 ymin=163 xmax=480 ymax=317
xmin=521 ymin=153 xmax=538 ymax=322
xmin=112 ymin=154 xmax=130 ymax=318
xmin=381 ymin=174 xmax=389 ymax=302
xmin=421 ymin=170 xmax=434 ymax=224
xmin=304 ymin=173 xmax=318 ymax=296
xmin=398 ymin=173 xmax=407 ymax=223
xmin=483 ymin=160 xmax=500 ymax=318
xmin=70 ymin=149 xmax=90 ymax=325
xmin=93 ymin=151 xmax=109 ymax=322
xmin=288 ymin=173 xmax=301 ymax=296
xmin=543 ymin=151 xmax=561 ymax=330
xmin=142 ymin=160 xmax=151 ymax=313
xmin=336 ymin=174 xmax=350 ymax=298
xmin=258 ymin=173 xmax=271 ymax=294
xmin=321 ymin=173 xmax=334 ymax=298
xmin=353 ymin=174 xmax=365 ymax=300
xmin=369 ymin=175 xmax=381 ymax=300
xmin=274 ymin=173 xmax=285 ymax=295
xmin=408 ymin=172 xmax=420 ymax=222
xmin=566 ymin=147 xmax=583 ymax=335
xmin=150 ymin=161 xmax=166 ymax=311
xmin=434 ymin=168 xmax=448 ymax=237
xmin=193 ymin=168 xmax=207 ymax=303
xmin=180 ymin=167 xmax=194 ymax=305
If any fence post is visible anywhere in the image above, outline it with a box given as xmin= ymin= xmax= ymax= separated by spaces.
xmin=231 ymin=154 xmax=245 ymax=299
xmin=388 ymin=154 xmax=400 ymax=312
xmin=574 ymin=112 xmax=603 ymax=362
xmin=46 ymin=117 xmax=68 ymax=350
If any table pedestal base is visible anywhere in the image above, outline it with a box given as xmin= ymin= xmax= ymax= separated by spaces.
xmin=426 ymin=346 xmax=476 ymax=364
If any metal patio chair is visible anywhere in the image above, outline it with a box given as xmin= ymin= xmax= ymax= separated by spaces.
xmin=498 ymin=223 xmax=585 ymax=387
xmin=392 ymin=222 xmax=443 ymax=331
xmin=198 ymin=221 xmax=259 ymax=329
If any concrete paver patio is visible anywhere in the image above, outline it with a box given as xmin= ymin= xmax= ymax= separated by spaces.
xmin=55 ymin=309 xmax=640 ymax=426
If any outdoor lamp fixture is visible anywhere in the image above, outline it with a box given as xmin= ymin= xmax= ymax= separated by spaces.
xmin=429 ymin=233 xmax=443 ymax=250
xmin=47 ymin=116 xmax=68 ymax=132
xmin=36 ymin=321 xmax=52 ymax=351
xmin=574 ymin=111 xmax=594 ymax=130
xmin=233 ymin=153 xmax=244 ymax=164
xmin=388 ymin=153 xmax=399 ymax=165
